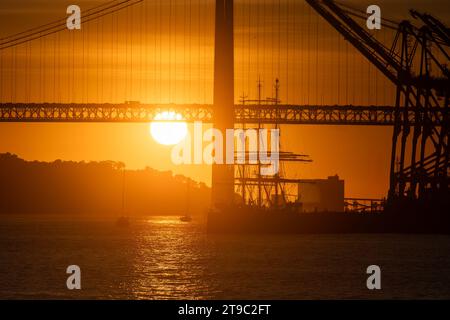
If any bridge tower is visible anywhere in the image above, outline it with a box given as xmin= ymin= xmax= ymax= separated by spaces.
xmin=211 ymin=0 xmax=235 ymax=209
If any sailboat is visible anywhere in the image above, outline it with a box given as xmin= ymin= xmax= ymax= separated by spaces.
xmin=116 ymin=167 xmax=130 ymax=227
xmin=116 ymin=215 xmax=130 ymax=227
xmin=180 ymin=180 xmax=192 ymax=222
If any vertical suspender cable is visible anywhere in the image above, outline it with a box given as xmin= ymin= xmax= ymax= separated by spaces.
xmin=176 ymin=0 xmax=179 ymax=103
xmin=383 ymin=27 xmax=386 ymax=105
xmin=337 ymin=23 xmax=340 ymax=105
xmin=29 ymin=41 xmax=32 ymax=102
xmin=257 ymin=0 xmax=260 ymax=97
xmin=97 ymin=19 xmax=100 ymax=102
xmin=125 ymin=7 xmax=128 ymax=101
xmin=150 ymin=0 xmax=154 ymax=103
xmin=375 ymin=49 xmax=378 ymax=105
xmin=0 ymin=44 xmax=2 ymax=102
xmin=72 ymin=30 xmax=75 ymax=102
xmin=183 ymin=0 xmax=189 ymax=103
xmin=159 ymin=0 xmax=162 ymax=103
xmin=57 ymin=32 xmax=60 ymax=103
xmin=12 ymin=46 xmax=16 ymax=102
xmin=113 ymin=11 xmax=116 ymax=102
xmin=315 ymin=7 xmax=319 ymax=104
xmin=140 ymin=1 xmax=143 ymax=102
xmin=147 ymin=0 xmax=151 ymax=103
xmin=277 ymin=0 xmax=281 ymax=82
xmin=271 ymin=0 xmax=274 ymax=98
xmin=241 ymin=0 xmax=245 ymax=99
xmin=203 ymin=1 xmax=206 ymax=104
xmin=110 ymin=13 xmax=113 ymax=103
xmin=130 ymin=6 xmax=133 ymax=101
xmin=89 ymin=19 xmax=93 ymax=103
xmin=101 ymin=14 xmax=104 ymax=102
xmin=286 ymin=0 xmax=289 ymax=103
xmin=183 ymin=0 xmax=186 ymax=103
xmin=53 ymin=33 xmax=56 ymax=102
xmin=39 ymin=36 xmax=42 ymax=102
xmin=367 ymin=58 xmax=370 ymax=105
xmin=189 ymin=0 xmax=192 ymax=103
xmin=169 ymin=0 xmax=172 ymax=102
xmin=116 ymin=12 xmax=119 ymax=103
xmin=307 ymin=5 xmax=310 ymax=104
xmin=82 ymin=23 xmax=85 ymax=103
xmin=346 ymin=36 xmax=348 ymax=104
xmin=367 ymin=35 xmax=371 ymax=106
xmin=73 ymin=25 xmax=76 ymax=103
xmin=22 ymin=42 xmax=26 ymax=102
xmin=197 ymin=0 xmax=200 ymax=102
xmin=248 ymin=0 xmax=251 ymax=98
xmin=263 ymin=0 xmax=267 ymax=95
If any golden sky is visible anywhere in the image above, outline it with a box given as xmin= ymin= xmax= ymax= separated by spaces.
xmin=0 ymin=0 xmax=448 ymax=198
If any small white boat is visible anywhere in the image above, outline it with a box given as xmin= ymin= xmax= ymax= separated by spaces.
xmin=180 ymin=215 xmax=192 ymax=222
xmin=180 ymin=180 xmax=194 ymax=222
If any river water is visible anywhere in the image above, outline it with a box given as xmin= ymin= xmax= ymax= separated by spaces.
xmin=1 ymin=215 xmax=449 ymax=299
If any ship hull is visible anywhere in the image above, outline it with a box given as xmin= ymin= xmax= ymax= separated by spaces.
xmin=207 ymin=206 xmax=450 ymax=234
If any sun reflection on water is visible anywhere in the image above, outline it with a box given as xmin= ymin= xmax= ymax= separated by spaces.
xmin=128 ymin=216 xmax=218 ymax=299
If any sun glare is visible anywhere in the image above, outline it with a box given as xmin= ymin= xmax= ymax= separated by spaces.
xmin=150 ymin=112 xmax=188 ymax=146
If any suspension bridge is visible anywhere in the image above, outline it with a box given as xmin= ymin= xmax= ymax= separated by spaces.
xmin=0 ymin=0 xmax=448 ymax=215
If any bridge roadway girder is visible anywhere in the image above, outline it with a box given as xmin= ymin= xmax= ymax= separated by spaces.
xmin=0 ymin=103 xmax=445 ymax=126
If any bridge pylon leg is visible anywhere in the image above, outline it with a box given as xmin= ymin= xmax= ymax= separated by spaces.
xmin=211 ymin=0 xmax=235 ymax=210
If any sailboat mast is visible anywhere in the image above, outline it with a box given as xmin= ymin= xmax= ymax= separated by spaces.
xmin=121 ymin=168 xmax=126 ymax=216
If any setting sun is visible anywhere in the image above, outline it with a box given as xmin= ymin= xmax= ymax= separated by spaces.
xmin=150 ymin=112 xmax=188 ymax=146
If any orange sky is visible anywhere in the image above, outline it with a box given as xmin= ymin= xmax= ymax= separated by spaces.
xmin=0 ymin=0 xmax=448 ymax=199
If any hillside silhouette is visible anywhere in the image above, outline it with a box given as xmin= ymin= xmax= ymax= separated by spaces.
xmin=0 ymin=153 xmax=210 ymax=216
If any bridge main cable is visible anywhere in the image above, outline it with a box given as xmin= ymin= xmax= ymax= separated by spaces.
xmin=0 ymin=103 xmax=444 ymax=126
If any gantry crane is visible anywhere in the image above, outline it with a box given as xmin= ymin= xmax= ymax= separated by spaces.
xmin=306 ymin=0 xmax=449 ymax=210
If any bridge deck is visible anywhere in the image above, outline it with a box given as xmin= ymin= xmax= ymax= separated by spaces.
xmin=0 ymin=103 xmax=444 ymax=126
